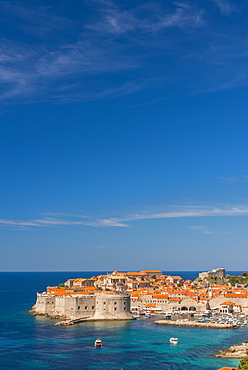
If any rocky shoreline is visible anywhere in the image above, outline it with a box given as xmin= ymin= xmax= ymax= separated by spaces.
xmin=215 ymin=341 xmax=248 ymax=358
xmin=154 ymin=319 xmax=239 ymax=329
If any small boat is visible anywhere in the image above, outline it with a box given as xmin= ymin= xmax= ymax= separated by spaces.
xmin=95 ymin=339 xmax=102 ymax=347
xmin=132 ymin=312 xmax=140 ymax=318
xmin=169 ymin=337 xmax=178 ymax=344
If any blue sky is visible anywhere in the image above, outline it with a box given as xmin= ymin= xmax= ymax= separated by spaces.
xmin=1 ymin=0 xmax=248 ymax=271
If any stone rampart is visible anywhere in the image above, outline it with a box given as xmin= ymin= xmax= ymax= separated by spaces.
xmin=30 ymin=291 xmax=132 ymax=321
xmin=94 ymin=292 xmax=132 ymax=320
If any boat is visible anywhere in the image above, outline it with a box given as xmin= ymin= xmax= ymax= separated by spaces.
xmin=132 ymin=311 xmax=140 ymax=318
xmin=169 ymin=337 xmax=179 ymax=344
xmin=95 ymin=339 xmax=102 ymax=347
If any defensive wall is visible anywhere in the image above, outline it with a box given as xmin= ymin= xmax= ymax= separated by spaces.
xmin=31 ymin=291 xmax=133 ymax=321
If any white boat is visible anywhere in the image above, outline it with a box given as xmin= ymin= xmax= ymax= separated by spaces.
xmin=132 ymin=312 xmax=140 ymax=318
xmin=169 ymin=337 xmax=178 ymax=344
xmin=95 ymin=339 xmax=102 ymax=347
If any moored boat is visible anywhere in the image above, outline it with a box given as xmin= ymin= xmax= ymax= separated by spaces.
xmin=95 ymin=338 xmax=102 ymax=347
xmin=169 ymin=337 xmax=178 ymax=344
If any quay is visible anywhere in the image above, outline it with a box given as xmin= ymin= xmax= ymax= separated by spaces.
xmin=154 ymin=320 xmax=239 ymax=329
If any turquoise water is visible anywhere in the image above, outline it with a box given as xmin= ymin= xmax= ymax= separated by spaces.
xmin=0 ymin=272 xmax=246 ymax=369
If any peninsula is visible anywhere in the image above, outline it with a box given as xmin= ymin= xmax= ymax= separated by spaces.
xmin=30 ymin=268 xmax=248 ymax=324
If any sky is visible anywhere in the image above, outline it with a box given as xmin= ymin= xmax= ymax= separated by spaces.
xmin=1 ymin=0 xmax=248 ymax=271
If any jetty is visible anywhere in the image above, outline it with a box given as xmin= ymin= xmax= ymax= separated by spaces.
xmin=154 ymin=320 xmax=239 ymax=329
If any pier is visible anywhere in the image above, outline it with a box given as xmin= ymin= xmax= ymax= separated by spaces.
xmin=154 ymin=320 xmax=239 ymax=329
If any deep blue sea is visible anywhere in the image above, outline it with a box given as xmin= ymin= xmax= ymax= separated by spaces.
xmin=0 ymin=271 xmax=246 ymax=369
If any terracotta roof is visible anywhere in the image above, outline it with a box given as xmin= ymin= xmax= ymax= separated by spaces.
xmin=143 ymin=270 xmax=162 ymax=273
xmin=152 ymin=294 xmax=169 ymax=299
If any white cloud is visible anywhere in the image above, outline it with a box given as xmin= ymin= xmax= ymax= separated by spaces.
xmin=0 ymin=0 xmax=246 ymax=102
xmin=2 ymin=204 xmax=248 ymax=230
xmin=190 ymin=226 xmax=214 ymax=234
xmin=217 ymin=176 xmax=248 ymax=183
xmin=86 ymin=2 xmax=204 ymax=35
xmin=118 ymin=205 xmax=248 ymax=222
xmin=214 ymin=0 xmax=237 ymax=15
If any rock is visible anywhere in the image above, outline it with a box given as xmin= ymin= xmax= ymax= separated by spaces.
xmin=215 ymin=342 xmax=248 ymax=358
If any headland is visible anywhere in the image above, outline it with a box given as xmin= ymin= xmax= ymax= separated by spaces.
xmin=30 ymin=268 xmax=248 ymax=326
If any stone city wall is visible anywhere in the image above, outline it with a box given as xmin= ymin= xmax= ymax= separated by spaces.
xmin=31 ymin=292 xmax=132 ymax=321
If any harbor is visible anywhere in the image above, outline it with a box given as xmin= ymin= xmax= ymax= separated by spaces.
xmin=154 ymin=312 xmax=248 ymax=329
xmin=154 ymin=319 xmax=239 ymax=329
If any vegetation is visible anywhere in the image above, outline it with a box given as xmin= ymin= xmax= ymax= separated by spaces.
xmin=226 ymin=275 xmax=248 ymax=287
xmin=58 ymin=283 xmax=65 ymax=287
xmin=195 ymin=273 xmax=248 ymax=287
xmin=238 ymin=357 xmax=248 ymax=369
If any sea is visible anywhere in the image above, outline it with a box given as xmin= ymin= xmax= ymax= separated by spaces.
xmin=0 ymin=271 xmax=246 ymax=370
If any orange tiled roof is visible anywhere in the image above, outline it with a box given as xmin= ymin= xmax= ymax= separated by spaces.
xmin=152 ymin=294 xmax=169 ymax=299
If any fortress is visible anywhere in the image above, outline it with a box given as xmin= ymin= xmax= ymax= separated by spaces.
xmin=30 ymin=269 xmax=248 ymax=323
xmin=30 ymin=291 xmax=133 ymax=322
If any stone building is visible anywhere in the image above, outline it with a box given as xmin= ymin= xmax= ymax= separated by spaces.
xmin=199 ymin=268 xmax=226 ymax=280
xmin=32 ymin=291 xmax=133 ymax=321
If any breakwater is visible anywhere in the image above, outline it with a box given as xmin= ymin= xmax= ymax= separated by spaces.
xmin=154 ymin=320 xmax=239 ymax=329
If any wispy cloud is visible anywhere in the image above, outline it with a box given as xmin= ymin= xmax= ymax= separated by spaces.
xmin=2 ymin=204 xmax=248 ymax=230
xmin=86 ymin=2 xmax=204 ymax=35
xmin=217 ymin=176 xmax=248 ymax=183
xmin=0 ymin=0 xmax=247 ymax=102
xmin=0 ymin=215 xmax=129 ymax=230
xmin=119 ymin=205 xmax=248 ymax=222
xmin=0 ymin=1 xmax=70 ymax=36
xmin=0 ymin=1 xmax=205 ymax=103
xmin=213 ymin=0 xmax=238 ymax=15
xmin=190 ymin=226 xmax=214 ymax=234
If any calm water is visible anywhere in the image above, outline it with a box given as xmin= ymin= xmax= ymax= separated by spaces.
xmin=0 ymin=271 xmax=245 ymax=369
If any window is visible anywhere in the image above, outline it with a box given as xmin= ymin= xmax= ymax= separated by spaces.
xmin=78 ymin=306 xmax=80 ymax=310
xmin=124 ymin=307 xmax=126 ymax=310
xmin=114 ymin=308 xmax=117 ymax=310
xmin=92 ymin=306 xmax=94 ymax=309
xmin=85 ymin=306 xmax=87 ymax=310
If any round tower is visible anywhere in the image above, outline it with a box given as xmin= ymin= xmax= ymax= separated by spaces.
xmin=93 ymin=292 xmax=133 ymax=320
